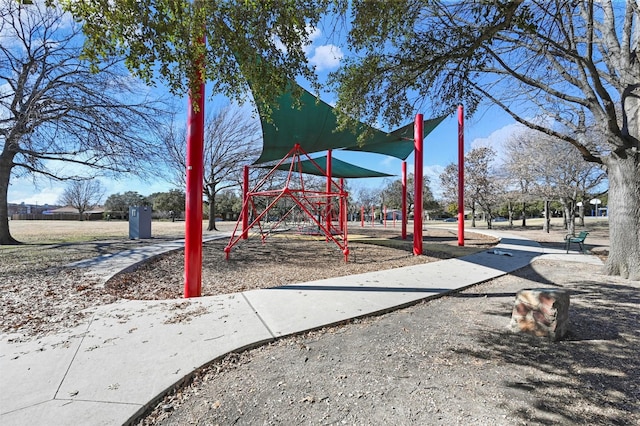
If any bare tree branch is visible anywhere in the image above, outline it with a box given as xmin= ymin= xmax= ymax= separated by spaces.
xmin=0 ymin=1 xmax=169 ymax=244
xmin=158 ymin=104 xmax=261 ymax=230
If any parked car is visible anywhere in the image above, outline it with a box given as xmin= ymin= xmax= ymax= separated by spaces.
xmin=493 ymin=217 xmax=507 ymax=222
xmin=444 ymin=217 xmax=457 ymax=222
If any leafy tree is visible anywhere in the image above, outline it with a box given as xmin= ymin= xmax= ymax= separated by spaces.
xmin=58 ymin=180 xmax=105 ymax=220
xmin=159 ymin=105 xmax=260 ymax=231
xmin=333 ymin=0 xmax=640 ymax=278
xmin=0 ymin=1 xmax=166 ymax=244
xmin=439 ymin=165 xmax=459 ymax=211
xmin=380 ymin=179 xmax=402 ymax=209
xmin=411 ymin=174 xmax=440 ymax=212
xmin=104 ymin=191 xmax=149 ymax=217
xmin=152 ymin=190 xmax=185 ymax=221
xmin=61 ymin=0 xmax=338 ymax=109
xmin=63 ymin=0 xmax=344 ymax=231
xmin=381 ymin=174 xmax=438 ymax=213
xmin=214 ymin=189 xmax=242 ymax=220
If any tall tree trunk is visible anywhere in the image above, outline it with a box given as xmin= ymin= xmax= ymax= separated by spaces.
xmin=562 ymin=199 xmax=575 ymax=235
xmin=603 ymin=154 xmax=640 ymax=280
xmin=521 ymin=201 xmax=526 ymax=227
xmin=207 ymin=200 xmax=215 ymax=231
xmin=578 ymin=197 xmax=585 ymax=226
xmin=543 ymin=200 xmax=550 ymax=233
xmin=0 ymin=154 xmax=20 ymax=245
xmin=207 ymin=190 xmax=217 ymax=231
xmin=471 ymin=205 xmax=476 ymax=228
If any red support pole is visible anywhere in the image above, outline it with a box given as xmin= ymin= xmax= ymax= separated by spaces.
xmin=401 ymin=161 xmax=407 ymax=240
xmin=326 ymin=149 xmax=332 ymax=235
xmin=339 ymin=178 xmax=345 ymax=231
xmin=340 ymin=195 xmax=349 ymax=263
xmin=413 ymin=114 xmax=423 ymax=256
xmin=341 ymin=191 xmax=349 ymax=262
xmin=184 ymin=36 xmax=206 ymax=298
xmin=457 ymin=105 xmax=465 ymax=246
xmin=242 ymin=165 xmax=249 ymax=240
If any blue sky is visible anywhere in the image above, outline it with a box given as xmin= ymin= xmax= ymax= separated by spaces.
xmin=7 ymin=14 xmax=522 ymax=206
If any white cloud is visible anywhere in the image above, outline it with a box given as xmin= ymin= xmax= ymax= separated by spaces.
xmin=470 ymin=122 xmax=526 ymax=164
xmin=308 ymin=44 xmax=344 ymax=71
xmin=379 ymin=155 xmax=397 ymax=169
xmin=8 ymin=179 xmax=65 ymax=205
xmin=424 ymin=164 xmax=445 ymax=179
xmin=305 ymin=25 xmax=322 ymax=47
xmin=470 ymin=122 xmax=525 ymax=150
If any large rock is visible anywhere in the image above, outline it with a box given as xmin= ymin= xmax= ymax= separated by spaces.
xmin=509 ymin=288 xmax=570 ymax=341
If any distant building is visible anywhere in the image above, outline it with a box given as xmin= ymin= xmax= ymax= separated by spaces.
xmin=8 ymin=202 xmax=55 ymax=216
xmin=10 ymin=204 xmax=104 ymax=220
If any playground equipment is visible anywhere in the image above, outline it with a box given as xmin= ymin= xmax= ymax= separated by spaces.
xmin=225 ymin=144 xmax=350 ymax=261
xmin=220 ymin=77 xmax=447 ymax=266
xmin=183 ymin=53 xmax=450 ymax=296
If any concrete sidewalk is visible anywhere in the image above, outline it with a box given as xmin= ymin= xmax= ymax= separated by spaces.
xmin=0 ymin=231 xmax=602 ymax=425
xmin=65 ymin=234 xmax=229 ymax=285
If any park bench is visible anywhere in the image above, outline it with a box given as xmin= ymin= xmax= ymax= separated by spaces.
xmin=564 ymin=231 xmax=589 ymax=253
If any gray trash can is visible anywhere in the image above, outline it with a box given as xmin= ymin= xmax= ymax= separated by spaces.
xmin=129 ymin=206 xmax=152 ymax=239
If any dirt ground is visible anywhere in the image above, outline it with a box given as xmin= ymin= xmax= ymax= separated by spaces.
xmin=132 ymin=220 xmax=638 ymax=426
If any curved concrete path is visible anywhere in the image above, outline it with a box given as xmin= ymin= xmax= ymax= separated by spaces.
xmin=65 ymin=234 xmax=229 ymax=285
xmin=0 ymin=230 xmax=602 ymax=425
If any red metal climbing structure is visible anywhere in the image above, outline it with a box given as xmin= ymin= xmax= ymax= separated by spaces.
xmin=224 ymin=144 xmax=350 ymax=262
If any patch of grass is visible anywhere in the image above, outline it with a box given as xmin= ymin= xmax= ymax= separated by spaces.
xmin=0 ymin=241 xmax=135 ymax=275
xmin=8 ymin=220 xmax=188 ymax=244
xmin=0 ymin=244 xmax=78 ymax=274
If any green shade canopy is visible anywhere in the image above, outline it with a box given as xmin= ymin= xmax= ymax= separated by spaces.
xmin=253 ymin=84 xmax=446 ymax=165
xmin=260 ymin=155 xmax=395 ymax=179
xmin=343 ymin=115 xmax=447 ymax=158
